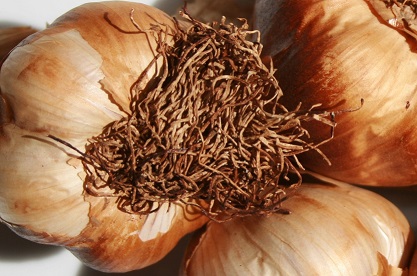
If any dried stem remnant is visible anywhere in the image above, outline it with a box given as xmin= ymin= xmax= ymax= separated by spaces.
xmin=81 ymin=13 xmax=335 ymax=220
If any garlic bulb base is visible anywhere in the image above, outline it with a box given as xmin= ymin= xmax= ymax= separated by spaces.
xmin=76 ymin=11 xmax=338 ymax=221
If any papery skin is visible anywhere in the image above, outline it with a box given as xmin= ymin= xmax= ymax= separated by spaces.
xmin=182 ymin=183 xmax=415 ymax=275
xmin=0 ymin=2 xmax=207 ymax=272
xmin=254 ymin=0 xmax=417 ymax=186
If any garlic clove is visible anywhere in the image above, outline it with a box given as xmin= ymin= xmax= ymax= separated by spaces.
xmin=47 ymin=1 xmax=174 ymax=114
xmin=1 ymin=2 xmax=176 ymax=140
xmin=0 ymin=28 xmax=122 ymax=140
xmin=67 ymin=197 xmax=207 ymax=272
xmin=253 ymin=0 xmax=417 ymax=186
xmin=0 ymin=125 xmax=90 ymax=243
xmin=182 ymin=183 xmax=415 ymax=275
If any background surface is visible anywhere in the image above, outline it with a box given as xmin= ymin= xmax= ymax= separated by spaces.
xmin=0 ymin=0 xmax=182 ymax=29
xmin=1 ymin=1 xmax=417 ymax=275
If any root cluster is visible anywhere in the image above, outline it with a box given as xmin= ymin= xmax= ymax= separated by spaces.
xmin=81 ymin=13 xmax=334 ymax=220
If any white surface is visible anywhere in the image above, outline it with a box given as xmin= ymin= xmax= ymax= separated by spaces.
xmin=1 ymin=0 xmax=103 ymax=29
xmin=1 ymin=1 xmax=417 ymax=276
xmin=0 ymin=0 xmax=183 ymax=29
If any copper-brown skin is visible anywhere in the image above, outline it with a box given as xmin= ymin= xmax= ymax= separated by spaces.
xmin=254 ymin=0 xmax=417 ymax=186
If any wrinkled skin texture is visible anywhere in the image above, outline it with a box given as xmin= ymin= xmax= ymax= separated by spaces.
xmin=254 ymin=0 xmax=417 ymax=186
xmin=0 ymin=2 xmax=207 ymax=272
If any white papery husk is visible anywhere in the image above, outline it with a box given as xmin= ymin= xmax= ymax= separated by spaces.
xmin=0 ymin=2 xmax=207 ymax=272
xmin=182 ymin=182 xmax=415 ymax=276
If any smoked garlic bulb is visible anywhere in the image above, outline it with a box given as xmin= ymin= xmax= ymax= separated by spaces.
xmin=182 ymin=183 xmax=415 ymax=275
xmin=254 ymin=0 xmax=417 ymax=186
xmin=0 ymin=2 xmax=208 ymax=272
xmin=0 ymin=0 xmax=333 ymax=272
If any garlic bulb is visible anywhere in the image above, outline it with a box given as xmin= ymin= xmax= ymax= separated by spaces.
xmin=182 ymin=183 xmax=415 ymax=275
xmin=1 ymin=0 xmax=331 ymax=272
xmin=254 ymin=0 xmax=417 ymax=186
xmin=0 ymin=2 xmax=208 ymax=272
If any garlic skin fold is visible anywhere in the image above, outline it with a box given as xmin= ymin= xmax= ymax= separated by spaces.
xmin=0 ymin=2 xmax=207 ymax=272
xmin=182 ymin=183 xmax=415 ymax=275
xmin=254 ymin=0 xmax=417 ymax=186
